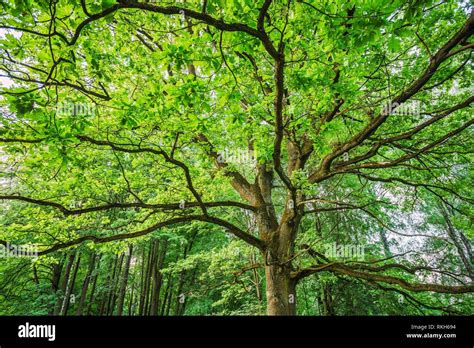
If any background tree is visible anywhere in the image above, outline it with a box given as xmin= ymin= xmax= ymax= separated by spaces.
xmin=0 ymin=0 xmax=473 ymax=315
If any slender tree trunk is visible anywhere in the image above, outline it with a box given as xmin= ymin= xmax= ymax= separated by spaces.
xmin=32 ymin=265 xmax=39 ymax=284
xmin=174 ymin=270 xmax=186 ymax=316
xmin=50 ymin=263 xmax=62 ymax=289
xmin=148 ymin=240 xmax=159 ymax=315
xmin=160 ymin=273 xmax=173 ymax=316
xmin=128 ymin=283 xmax=135 ymax=316
xmin=138 ymin=246 xmax=146 ymax=315
xmin=108 ymin=253 xmax=125 ymax=315
xmin=117 ymin=245 xmax=133 ymax=316
xmin=99 ymin=256 xmax=116 ymax=315
xmin=150 ymin=239 xmax=167 ymax=315
xmin=140 ymin=244 xmax=153 ymax=315
xmin=86 ymin=254 xmax=101 ymax=315
xmin=178 ymin=266 xmax=198 ymax=316
xmin=165 ymin=280 xmax=174 ymax=316
xmin=54 ymin=253 xmax=75 ymax=315
xmin=320 ymin=285 xmax=334 ymax=316
xmin=48 ymin=261 xmax=63 ymax=315
xmin=76 ymin=253 xmax=96 ymax=315
xmin=439 ymin=202 xmax=474 ymax=280
xmin=61 ymin=255 xmax=81 ymax=315
xmin=379 ymin=228 xmax=392 ymax=258
xmin=459 ymin=232 xmax=473 ymax=262
xmin=50 ymin=262 xmax=63 ymax=293
xmin=174 ymin=235 xmax=196 ymax=316
xmin=162 ymin=252 xmax=180 ymax=316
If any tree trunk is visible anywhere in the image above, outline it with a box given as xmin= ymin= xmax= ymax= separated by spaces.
xmin=108 ymin=253 xmax=124 ymax=315
xmin=177 ymin=266 xmax=198 ymax=316
xmin=116 ymin=245 xmax=133 ymax=316
xmin=165 ymin=280 xmax=174 ymax=316
xmin=77 ymin=253 xmax=96 ymax=315
xmin=148 ymin=240 xmax=159 ymax=315
xmin=264 ymin=263 xmax=296 ymax=315
xmin=320 ymin=285 xmax=335 ymax=316
xmin=128 ymin=283 xmax=135 ymax=315
xmin=61 ymin=255 xmax=81 ymax=315
xmin=32 ymin=265 xmax=39 ymax=284
xmin=140 ymin=244 xmax=153 ymax=315
xmin=264 ymin=228 xmax=297 ymax=315
xmin=160 ymin=272 xmax=173 ymax=316
xmin=379 ymin=228 xmax=392 ymax=258
xmin=261 ymin=203 xmax=300 ymax=316
xmin=86 ymin=254 xmax=101 ymax=315
xmin=150 ymin=239 xmax=167 ymax=315
xmin=48 ymin=261 xmax=63 ymax=315
xmin=174 ymin=234 xmax=196 ymax=316
xmin=138 ymin=246 xmax=147 ymax=315
xmin=54 ymin=253 xmax=75 ymax=315
xmin=439 ymin=202 xmax=474 ymax=280
xmin=99 ymin=256 xmax=116 ymax=315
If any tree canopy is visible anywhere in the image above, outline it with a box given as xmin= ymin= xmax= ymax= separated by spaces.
xmin=0 ymin=0 xmax=473 ymax=316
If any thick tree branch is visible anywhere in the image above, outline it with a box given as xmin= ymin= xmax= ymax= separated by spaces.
xmin=0 ymin=195 xmax=255 ymax=215
xmin=0 ymin=214 xmax=266 ymax=255
xmin=292 ymin=263 xmax=474 ymax=294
